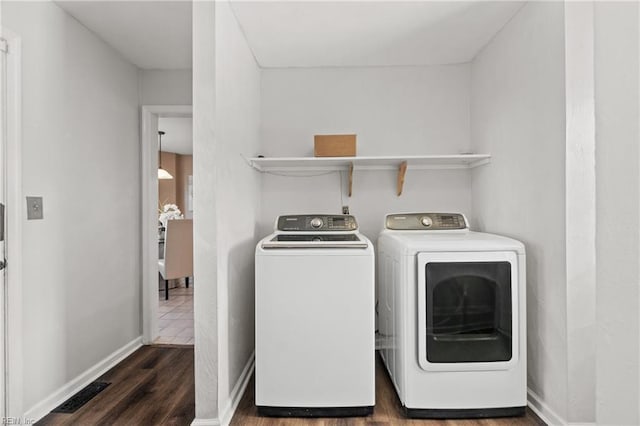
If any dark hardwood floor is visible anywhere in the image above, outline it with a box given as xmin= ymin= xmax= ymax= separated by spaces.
xmin=36 ymin=347 xmax=544 ymax=426
xmin=231 ymin=355 xmax=546 ymax=426
xmin=37 ymin=345 xmax=195 ymax=426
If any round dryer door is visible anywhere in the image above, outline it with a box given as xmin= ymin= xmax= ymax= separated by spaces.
xmin=416 ymin=251 xmax=520 ymax=372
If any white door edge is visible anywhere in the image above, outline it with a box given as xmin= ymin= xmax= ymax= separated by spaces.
xmin=140 ymin=105 xmax=192 ymax=345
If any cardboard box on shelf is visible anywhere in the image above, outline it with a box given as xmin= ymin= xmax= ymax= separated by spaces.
xmin=313 ymin=134 xmax=356 ymax=157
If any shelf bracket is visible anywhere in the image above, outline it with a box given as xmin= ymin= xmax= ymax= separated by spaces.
xmin=397 ymin=161 xmax=407 ymax=196
xmin=348 ymin=162 xmax=354 ymax=197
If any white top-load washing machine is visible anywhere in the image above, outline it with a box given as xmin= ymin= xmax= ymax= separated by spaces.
xmin=255 ymin=214 xmax=375 ymax=417
xmin=378 ymin=212 xmax=526 ymax=419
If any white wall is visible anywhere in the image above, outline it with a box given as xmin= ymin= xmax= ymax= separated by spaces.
xmin=260 ymin=66 xmax=473 ymax=241
xmin=214 ymin=1 xmax=261 ymax=419
xmin=3 ymin=1 xmax=141 ymax=415
xmin=192 ymin=0 xmax=218 ymax=421
xmin=193 ymin=1 xmax=261 ymax=423
xmin=470 ymin=1 xmax=568 ymax=421
xmin=594 ymin=2 xmax=640 ymax=424
xmin=564 ymin=2 xmax=596 ymax=423
xmin=139 ymin=69 xmax=192 ymax=105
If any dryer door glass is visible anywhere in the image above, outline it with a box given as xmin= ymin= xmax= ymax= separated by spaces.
xmin=425 ymin=261 xmax=512 ymax=363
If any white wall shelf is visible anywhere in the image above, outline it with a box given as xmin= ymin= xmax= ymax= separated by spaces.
xmin=247 ymin=154 xmax=491 ymax=196
xmin=248 ymin=154 xmax=491 ymax=172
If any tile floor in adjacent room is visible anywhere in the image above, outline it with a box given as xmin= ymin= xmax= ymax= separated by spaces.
xmin=155 ymin=284 xmax=194 ymax=345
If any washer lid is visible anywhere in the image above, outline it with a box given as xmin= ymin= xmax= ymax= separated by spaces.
xmin=261 ymin=233 xmax=368 ymax=249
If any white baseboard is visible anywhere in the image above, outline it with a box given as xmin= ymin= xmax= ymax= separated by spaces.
xmin=219 ymin=351 xmax=255 ymax=426
xmin=191 ymin=419 xmax=221 ymax=426
xmin=25 ymin=337 xmax=143 ymax=422
xmin=528 ymin=388 xmax=566 ymax=425
xmin=191 ymin=351 xmax=255 ymax=426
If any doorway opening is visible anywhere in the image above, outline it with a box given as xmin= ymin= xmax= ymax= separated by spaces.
xmin=141 ymin=105 xmax=192 ymax=345
xmin=156 ymin=117 xmax=193 ymax=344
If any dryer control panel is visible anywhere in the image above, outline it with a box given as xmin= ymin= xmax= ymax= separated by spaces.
xmin=385 ymin=213 xmax=467 ymax=230
xmin=277 ymin=214 xmax=358 ymax=232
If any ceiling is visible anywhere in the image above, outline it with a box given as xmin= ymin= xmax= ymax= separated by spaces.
xmin=230 ymin=1 xmax=525 ymax=67
xmin=55 ymin=1 xmax=192 ymax=69
xmin=159 ymin=117 xmax=192 ymax=155
xmin=54 ymin=1 xmax=523 ymax=69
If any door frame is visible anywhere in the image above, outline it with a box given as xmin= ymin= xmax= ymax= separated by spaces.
xmin=0 ymin=28 xmax=23 ymax=418
xmin=141 ymin=105 xmax=192 ymax=344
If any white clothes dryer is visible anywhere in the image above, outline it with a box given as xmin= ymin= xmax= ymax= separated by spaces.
xmin=255 ymin=214 xmax=375 ymax=417
xmin=377 ymin=212 xmax=526 ymax=419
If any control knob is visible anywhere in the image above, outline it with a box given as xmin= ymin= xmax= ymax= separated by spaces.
xmin=310 ymin=217 xmax=323 ymax=229
xmin=420 ymin=216 xmax=433 ymax=227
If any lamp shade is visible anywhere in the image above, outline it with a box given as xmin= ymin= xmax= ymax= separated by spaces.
xmin=158 ymin=168 xmax=173 ymax=180
xmin=158 ymin=130 xmax=174 ymax=180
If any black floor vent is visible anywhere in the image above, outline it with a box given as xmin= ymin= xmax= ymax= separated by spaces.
xmin=52 ymin=382 xmax=111 ymax=413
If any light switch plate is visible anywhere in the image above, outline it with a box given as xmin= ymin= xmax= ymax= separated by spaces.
xmin=26 ymin=196 xmax=43 ymax=220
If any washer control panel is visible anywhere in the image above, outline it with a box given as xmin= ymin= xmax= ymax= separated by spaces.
xmin=277 ymin=214 xmax=358 ymax=232
xmin=385 ymin=213 xmax=467 ymax=230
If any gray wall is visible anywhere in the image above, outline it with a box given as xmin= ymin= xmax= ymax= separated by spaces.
xmin=214 ymin=1 xmax=261 ymax=417
xmin=473 ymin=2 xmax=640 ymax=423
xmin=594 ymin=2 xmax=640 ymax=424
xmin=3 ymin=1 xmax=141 ymax=416
xmin=139 ymin=69 xmax=192 ymax=106
xmin=259 ymin=65 xmax=473 ymax=242
xmin=193 ymin=0 xmax=219 ymax=421
xmin=192 ymin=1 xmax=261 ymax=422
xmin=564 ymin=2 xmax=597 ymax=422
xmin=470 ymin=1 xmax=568 ymax=421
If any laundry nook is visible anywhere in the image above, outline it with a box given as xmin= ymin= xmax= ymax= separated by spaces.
xmin=2 ymin=1 xmax=638 ymax=425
